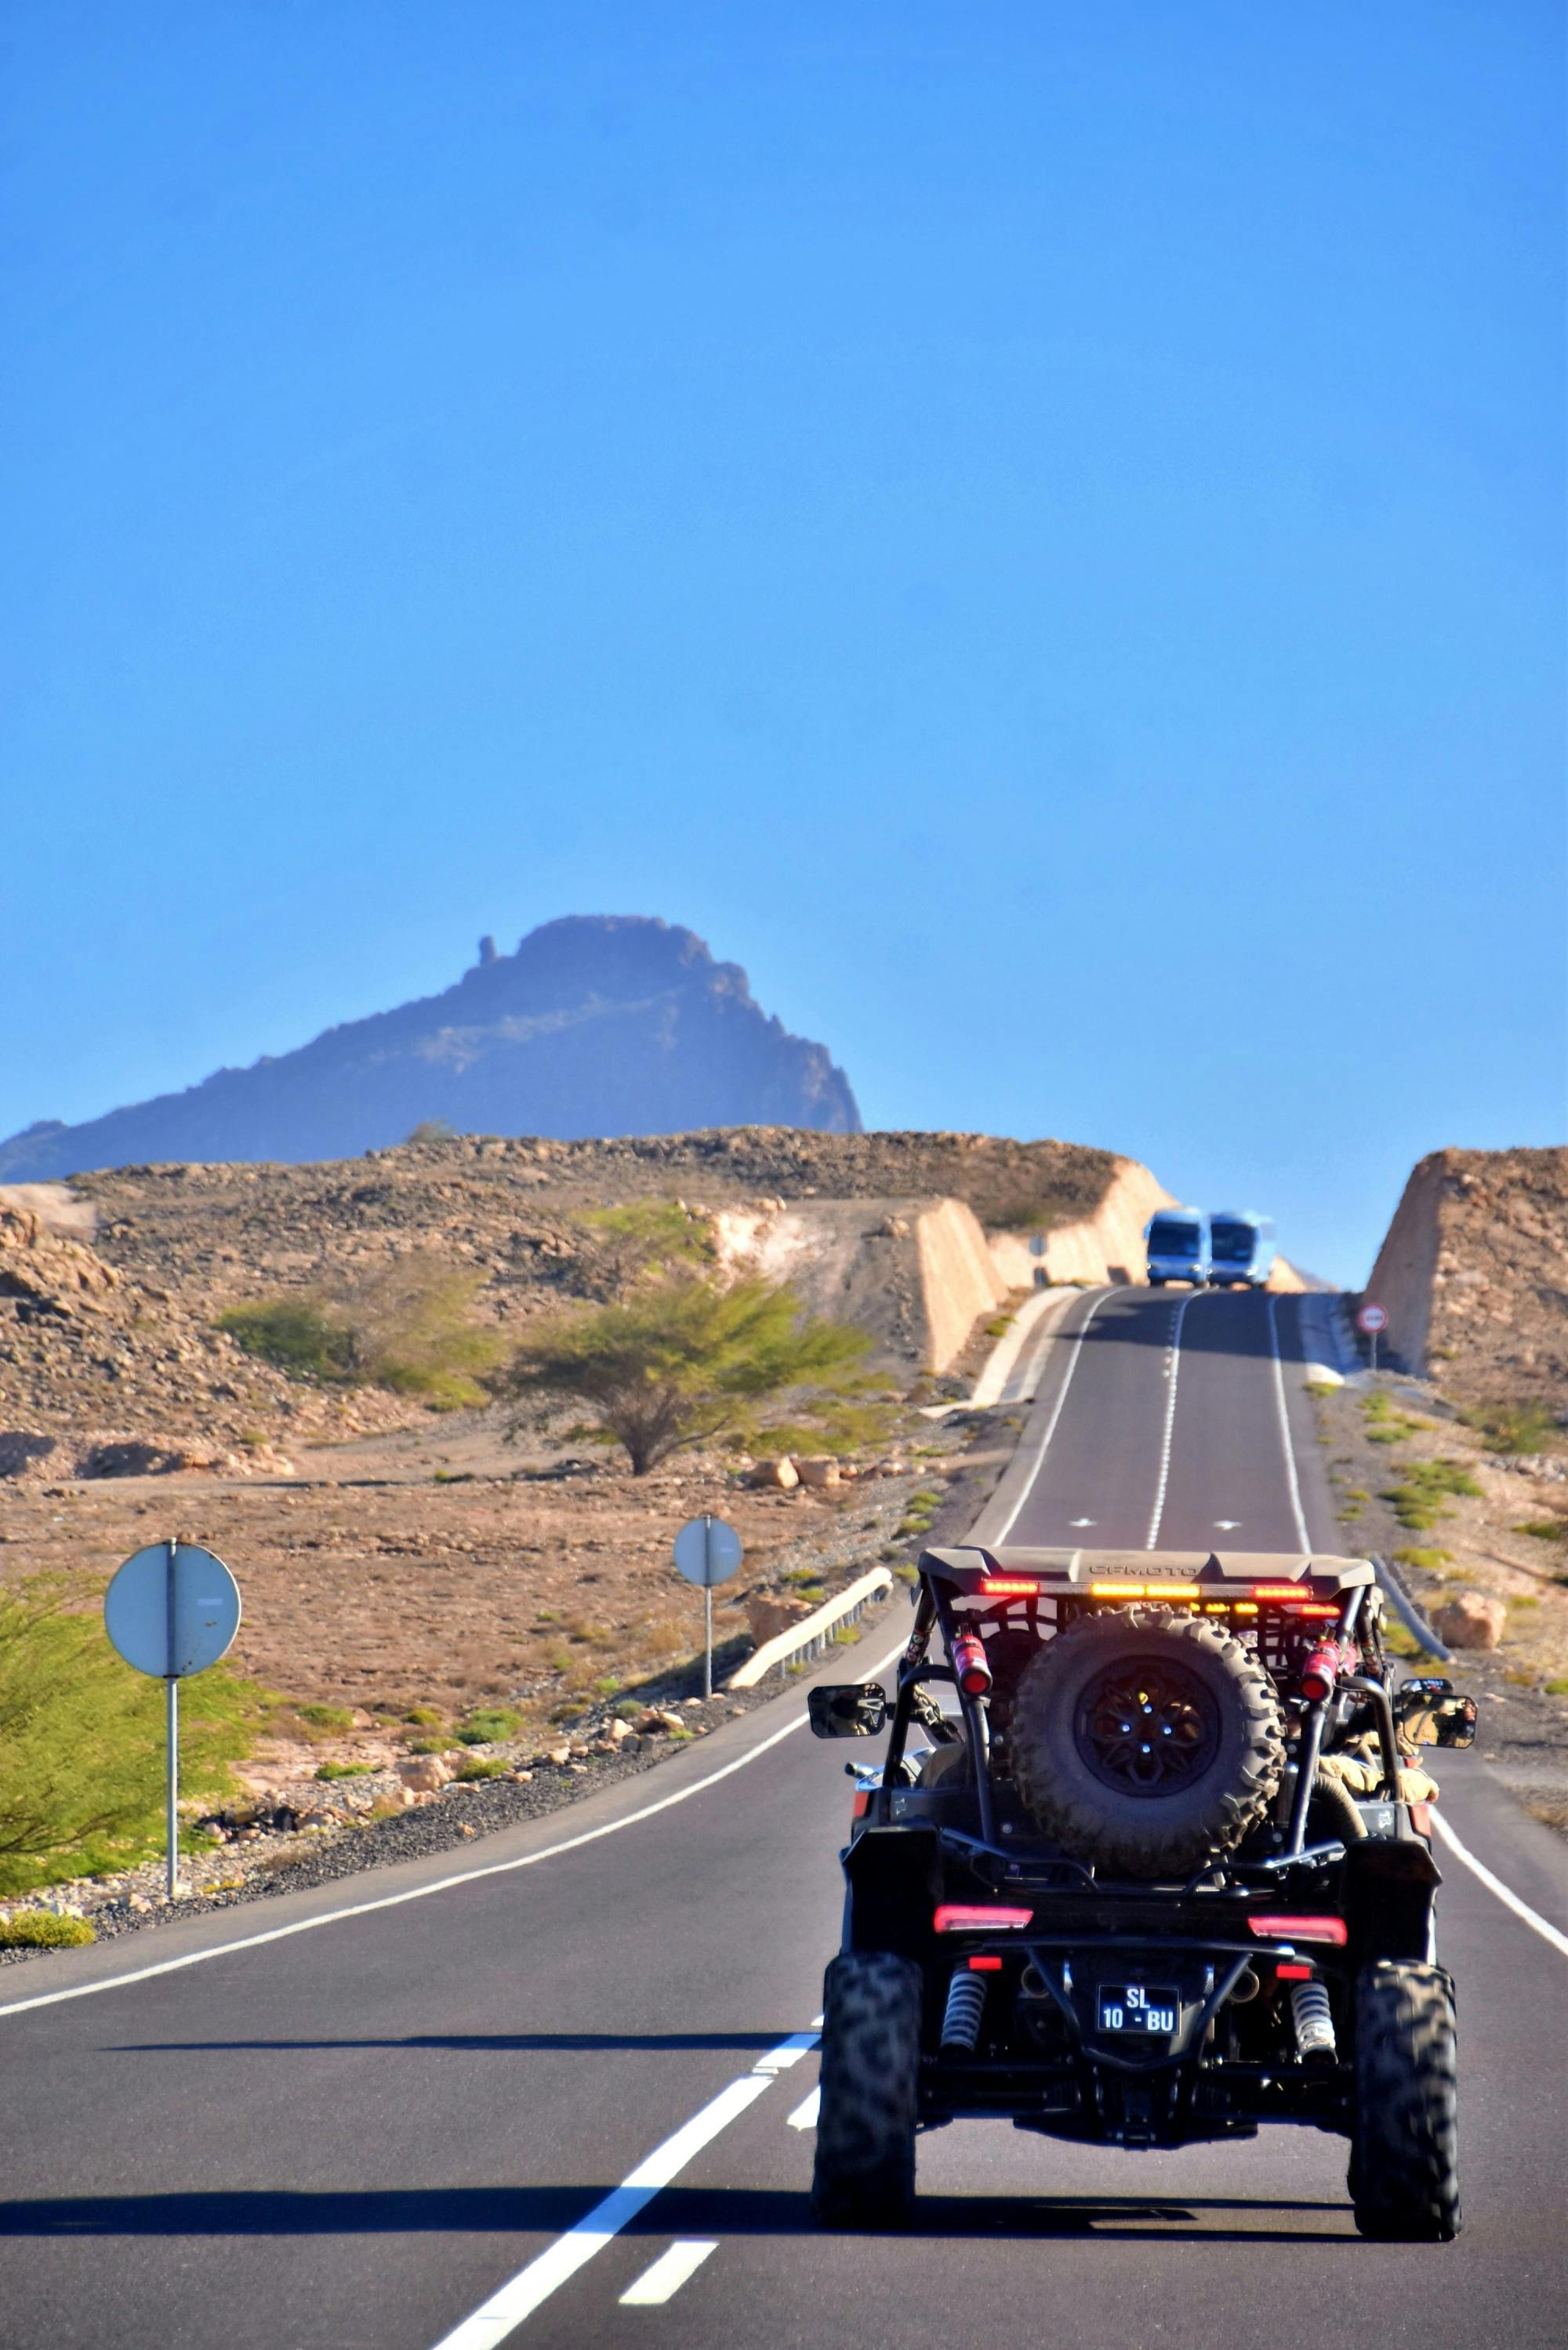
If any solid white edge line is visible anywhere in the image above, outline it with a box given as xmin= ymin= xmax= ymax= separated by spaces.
xmin=0 ymin=1640 xmax=909 ymax=2023
xmin=1265 ymin=1291 xmax=1312 ymax=1553
xmin=1428 ymin=1810 xmax=1568 ymax=1962
xmin=619 ymin=2241 xmax=718 ymax=2307
xmin=428 ymin=2024 xmax=820 ymax=2348
xmin=991 ymin=1289 xmax=1108 ymax=1543
xmin=1145 ymin=1291 xmax=1194 ymax=1550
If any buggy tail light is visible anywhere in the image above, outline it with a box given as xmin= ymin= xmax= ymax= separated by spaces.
xmin=1300 ymin=1644 xmax=1339 ymax=1704
xmin=1247 ymin=1914 xmax=1348 ymax=1946
xmin=1276 ymin=1962 xmax=1315 ymax=1982
xmin=951 ymin=1632 xmax=993 ymax=1698
xmin=1408 ymin=1801 xmax=1433 ymax=1839
xmin=979 ymin=1577 xmax=1040 ymax=1596
xmin=934 ymin=1903 xmax=1033 ymax=1933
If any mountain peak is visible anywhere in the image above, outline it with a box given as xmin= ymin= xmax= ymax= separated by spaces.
xmin=0 ymin=917 xmax=861 ymax=1179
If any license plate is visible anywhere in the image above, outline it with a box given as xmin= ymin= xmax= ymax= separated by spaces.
xmin=1097 ymin=1983 xmax=1179 ymax=2036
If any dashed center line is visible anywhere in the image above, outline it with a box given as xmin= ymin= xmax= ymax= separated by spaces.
xmin=786 ymin=2087 xmax=820 ymax=2131
xmin=1145 ymin=1292 xmax=1196 ymax=1549
xmin=619 ymin=2242 xmax=717 ymax=2306
xmin=427 ymin=2026 xmax=819 ymax=2348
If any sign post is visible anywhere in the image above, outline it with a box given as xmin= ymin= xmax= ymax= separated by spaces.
xmin=104 ymin=1540 xmax=241 ymax=1902
xmin=673 ymin=1515 xmax=743 ymax=1698
xmin=1356 ymin=1301 xmax=1389 ymax=1375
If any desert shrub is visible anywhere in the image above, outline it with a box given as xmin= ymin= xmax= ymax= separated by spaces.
xmin=1462 ymin=1399 xmax=1560 ymax=1455
xmin=0 ymin=1911 xmax=96 ymax=1949
xmin=314 ymin=1760 xmax=372 ymax=1782
xmin=0 ymin=1577 xmax=262 ymax=1896
xmin=1380 ymin=1460 xmax=1484 ymax=1531
xmin=1392 ymin=1547 xmax=1451 ymax=1571
xmin=983 ymin=1316 xmax=1013 ymax=1339
xmin=402 ymin=1705 xmax=445 ymax=1727
xmin=1515 ymin=1519 xmax=1568 ymax=1542
xmin=405 ymin=1120 xmax=457 ymax=1143
xmin=502 ymin=1273 xmax=883 ymax=1476
xmin=406 ymin=1736 xmax=452 ymax=1756
xmin=455 ymin=1708 xmax=521 ymax=1746
xmin=1544 ymin=1677 xmax=1568 ymax=1698
xmin=456 ymin=1757 xmax=508 ymax=1782
xmin=296 ymin=1702 xmax=354 ymax=1732
xmin=217 ymin=1299 xmax=357 ymax=1382
xmin=220 ymin=1259 xmax=504 ymax=1407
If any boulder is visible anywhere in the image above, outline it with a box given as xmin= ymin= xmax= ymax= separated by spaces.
xmin=750 ymin=1455 xmax=800 ymax=1491
xmin=1431 ymin=1592 xmax=1507 ymax=1650
xmin=395 ymin=1754 xmax=453 ymax=1793
xmin=794 ymin=1456 xmax=841 ymax=1489
xmin=746 ymin=1591 xmax=815 ymax=1644
xmin=607 ymin=1717 xmax=633 ymax=1743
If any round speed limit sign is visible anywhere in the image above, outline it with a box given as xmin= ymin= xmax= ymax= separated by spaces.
xmin=1356 ymin=1302 xmax=1389 ymax=1335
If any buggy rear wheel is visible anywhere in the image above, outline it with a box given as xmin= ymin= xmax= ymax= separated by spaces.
xmin=811 ymin=1952 xmax=921 ymax=2228
xmin=1008 ymin=1605 xmax=1285 ymax=1877
xmin=1350 ymin=1961 xmax=1461 ymax=2241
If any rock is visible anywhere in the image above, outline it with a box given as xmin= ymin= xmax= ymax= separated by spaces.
xmin=607 ymin=1717 xmax=632 ymax=1743
xmin=1431 ymin=1592 xmax=1508 ymax=1650
xmin=746 ymin=1592 xmax=814 ymax=1644
xmin=546 ymin=1745 xmax=572 ymax=1766
xmin=794 ymin=1455 xmax=841 ymax=1489
xmin=396 ymin=1755 xmax=453 ymax=1793
xmin=511 ymin=1768 xmax=534 ymax=1782
xmin=749 ymin=1455 xmax=800 ymax=1491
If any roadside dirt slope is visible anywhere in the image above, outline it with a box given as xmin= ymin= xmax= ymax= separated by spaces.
xmin=1363 ymin=1147 xmax=1568 ymax=1404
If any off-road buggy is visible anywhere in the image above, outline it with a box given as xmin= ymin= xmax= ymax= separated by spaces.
xmin=807 ymin=1545 xmax=1478 ymax=2240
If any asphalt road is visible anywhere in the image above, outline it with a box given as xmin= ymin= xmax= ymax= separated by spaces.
xmin=2 ymin=1289 xmax=1565 ymax=2349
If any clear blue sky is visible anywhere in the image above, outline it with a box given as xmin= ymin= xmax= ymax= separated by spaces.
xmin=3 ymin=2 xmax=1563 ymax=1284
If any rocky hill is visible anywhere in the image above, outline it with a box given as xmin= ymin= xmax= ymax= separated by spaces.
xmin=0 ymin=1129 xmax=1153 ymax=1471
xmin=0 ymin=917 xmax=861 ymax=1181
xmin=1363 ymin=1146 xmax=1568 ymax=1404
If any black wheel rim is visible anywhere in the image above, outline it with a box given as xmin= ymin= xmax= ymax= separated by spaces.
xmin=1073 ymin=1654 xmax=1221 ymax=1795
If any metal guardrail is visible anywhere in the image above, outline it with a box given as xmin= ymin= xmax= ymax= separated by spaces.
xmin=728 ymin=1566 xmax=895 ymax=1689
xmin=1372 ymin=1551 xmax=1453 ymax=1662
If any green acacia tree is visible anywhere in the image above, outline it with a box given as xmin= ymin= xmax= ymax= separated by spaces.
xmin=501 ymin=1273 xmax=884 ymax=1475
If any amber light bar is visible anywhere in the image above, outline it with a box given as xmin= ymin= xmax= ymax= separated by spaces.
xmin=1090 ymin=1580 xmax=1202 ymax=1600
xmin=979 ymin=1577 xmax=1043 ymax=1596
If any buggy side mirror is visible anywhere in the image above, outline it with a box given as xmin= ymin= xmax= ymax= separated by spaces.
xmin=1396 ymin=1679 xmax=1477 ymax=1749
xmin=808 ymin=1683 xmax=888 ymax=1738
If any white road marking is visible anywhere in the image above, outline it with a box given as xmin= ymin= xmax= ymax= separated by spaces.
xmin=428 ymin=2028 xmax=818 ymax=2346
xmin=1214 ymin=1520 xmax=1240 ymax=1531
xmin=1069 ymin=1517 xmax=1096 ymax=1528
xmin=1429 ymin=1811 xmax=1568 ymax=1961
xmin=619 ymin=2242 xmax=717 ymax=2306
xmin=0 ymin=1646 xmax=907 ymax=2024
xmin=786 ymin=2087 xmax=821 ymax=2131
xmin=1145 ymin=1293 xmax=1196 ymax=1549
xmin=1265 ymin=1293 xmax=1313 ymax=1552
xmin=991 ymin=1289 xmax=1109 ymax=1542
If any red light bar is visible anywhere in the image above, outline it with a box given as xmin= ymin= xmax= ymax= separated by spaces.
xmin=967 ymin=1954 xmax=1004 ymax=1972
xmin=979 ymin=1577 xmax=1041 ymax=1596
xmin=934 ymin=1903 xmax=1033 ymax=1934
xmin=1276 ymin=1961 xmax=1315 ymax=1982
xmin=1287 ymin=1602 xmax=1341 ymax=1619
xmin=1248 ymin=1914 xmax=1348 ymax=1946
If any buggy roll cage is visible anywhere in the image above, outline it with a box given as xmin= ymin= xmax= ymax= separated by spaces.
xmin=883 ymin=1546 xmax=1397 ymax=1886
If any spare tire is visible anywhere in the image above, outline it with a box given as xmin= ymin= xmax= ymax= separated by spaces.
xmin=1008 ymin=1607 xmax=1286 ymax=1878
